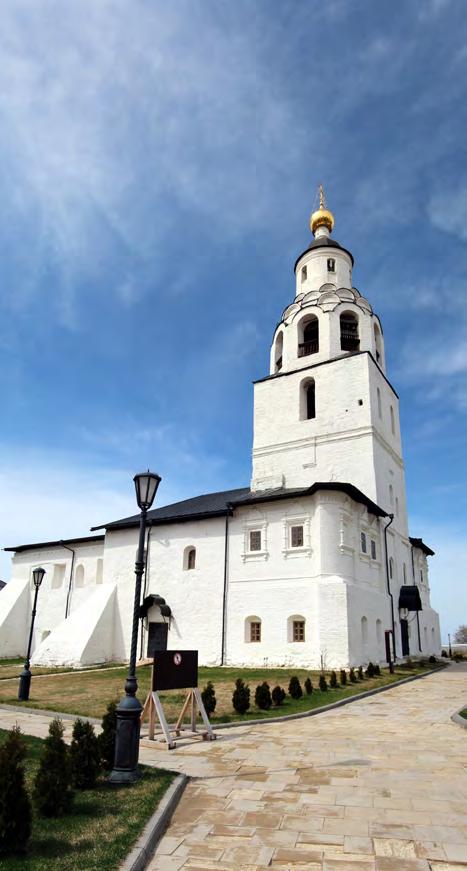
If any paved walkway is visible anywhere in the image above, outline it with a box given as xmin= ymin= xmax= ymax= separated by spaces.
xmin=1 ymin=666 xmax=466 ymax=870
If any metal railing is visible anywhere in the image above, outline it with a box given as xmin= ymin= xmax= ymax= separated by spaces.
xmin=298 ymin=340 xmax=319 ymax=357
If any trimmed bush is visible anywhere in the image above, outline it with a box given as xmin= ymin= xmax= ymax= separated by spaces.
xmin=70 ymin=719 xmax=100 ymax=789
xmin=0 ymin=726 xmax=32 ymax=855
xmin=255 ymin=682 xmax=272 ymax=710
xmin=232 ymin=678 xmax=250 ymax=715
xmin=374 ymin=664 xmax=381 ymax=676
xmin=349 ymin=667 xmax=357 ymax=683
xmin=304 ymin=677 xmax=313 ymax=695
xmin=201 ymin=681 xmax=217 ymax=716
xmin=271 ymin=686 xmax=286 ymax=707
xmin=366 ymin=662 xmax=375 ymax=678
xmin=330 ymin=670 xmax=338 ymax=688
xmin=441 ymin=649 xmax=448 ymax=658
xmin=340 ymin=669 xmax=347 ymax=685
xmin=288 ymin=676 xmax=303 ymax=700
xmin=429 ymin=655 xmax=437 ymax=664
xmin=358 ymin=666 xmax=364 ymax=680
xmin=33 ymin=718 xmax=73 ymax=817
xmin=319 ymin=674 xmax=328 ymax=692
xmin=98 ymin=700 xmax=117 ymax=770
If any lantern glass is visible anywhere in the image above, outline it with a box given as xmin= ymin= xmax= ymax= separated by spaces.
xmin=134 ymin=471 xmax=161 ymax=511
xmin=32 ymin=567 xmax=45 ymax=589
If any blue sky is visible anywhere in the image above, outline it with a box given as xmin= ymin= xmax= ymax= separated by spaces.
xmin=0 ymin=0 xmax=466 ymax=641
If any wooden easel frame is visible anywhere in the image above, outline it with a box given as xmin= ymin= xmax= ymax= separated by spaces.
xmin=140 ymin=663 xmax=216 ymax=749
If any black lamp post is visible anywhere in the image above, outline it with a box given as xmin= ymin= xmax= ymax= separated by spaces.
xmin=18 ymin=566 xmax=45 ymax=702
xmin=109 ymin=470 xmax=161 ymax=784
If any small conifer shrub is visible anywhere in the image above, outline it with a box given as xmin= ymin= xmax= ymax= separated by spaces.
xmin=98 ymin=700 xmax=117 ymax=770
xmin=288 ymin=676 xmax=303 ymax=700
xmin=271 ymin=686 xmax=286 ymax=706
xmin=319 ymin=674 xmax=328 ymax=692
xmin=232 ymin=678 xmax=250 ymax=715
xmin=0 ymin=726 xmax=32 ymax=855
xmin=255 ymin=682 xmax=272 ymax=710
xmin=201 ymin=681 xmax=217 ymax=716
xmin=70 ymin=718 xmax=101 ymax=789
xmin=374 ymin=664 xmax=381 ymax=676
xmin=358 ymin=666 xmax=364 ymax=680
xmin=429 ymin=655 xmax=437 ymax=664
xmin=366 ymin=662 xmax=375 ymax=678
xmin=349 ymin=667 xmax=357 ymax=683
xmin=33 ymin=718 xmax=73 ymax=817
xmin=330 ymin=670 xmax=338 ymax=688
xmin=340 ymin=669 xmax=347 ymax=685
xmin=304 ymin=677 xmax=313 ymax=695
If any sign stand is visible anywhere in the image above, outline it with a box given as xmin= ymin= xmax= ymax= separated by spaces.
xmin=140 ymin=655 xmax=216 ymax=750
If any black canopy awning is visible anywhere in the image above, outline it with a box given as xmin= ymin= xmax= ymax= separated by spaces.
xmin=398 ymin=586 xmax=422 ymax=611
xmin=139 ymin=594 xmax=171 ymax=619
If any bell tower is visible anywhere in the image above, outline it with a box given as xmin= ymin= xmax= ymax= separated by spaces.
xmin=251 ymin=188 xmax=407 ymax=538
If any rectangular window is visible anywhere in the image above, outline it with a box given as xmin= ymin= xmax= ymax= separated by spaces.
xmin=249 ymin=530 xmax=262 ymax=552
xmin=370 ymin=539 xmax=377 ymax=560
xmin=361 ymin=532 xmax=367 ymax=554
xmin=327 ymin=258 xmax=336 ymax=272
xmin=293 ymin=620 xmax=305 ymax=642
xmin=250 ymin=621 xmax=261 ymax=642
xmin=291 ymin=525 xmax=304 ymax=548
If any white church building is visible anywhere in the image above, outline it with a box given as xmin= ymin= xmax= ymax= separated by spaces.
xmin=1 ymin=191 xmax=441 ymax=669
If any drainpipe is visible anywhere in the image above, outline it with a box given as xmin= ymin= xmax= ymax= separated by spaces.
xmin=411 ymin=543 xmax=422 ymax=652
xmin=63 ymin=541 xmax=76 ymax=619
xmin=383 ymin=514 xmax=395 ymax=660
xmin=220 ymin=509 xmax=231 ymax=665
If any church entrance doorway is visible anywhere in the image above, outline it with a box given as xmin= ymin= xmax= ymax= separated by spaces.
xmin=400 ymin=619 xmax=410 ymax=656
xmin=147 ymin=622 xmax=168 ymax=657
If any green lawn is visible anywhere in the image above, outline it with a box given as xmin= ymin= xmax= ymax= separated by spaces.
xmin=0 ymin=729 xmax=174 ymax=871
xmin=0 ymin=661 xmax=436 ymax=723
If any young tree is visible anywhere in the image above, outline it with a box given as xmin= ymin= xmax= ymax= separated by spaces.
xmin=98 ymin=700 xmax=117 ymax=770
xmin=271 ymin=686 xmax=286 ymax=706
xmin=70 ymin=719 xmax=101 ymax=789
xmin=201 ymin=681 xmax=217 ymax=716
xmin=0 ymin=727 xmax=32 ymax=855
xmin=33 ymin=718 xmax=73 ymax=817
xmin=304 ymin=677 xmax=313 ymax=695
xmin=255 ymin=682 xmax=272 ymax=710
xmin=232 ymin=678 xmax=250 ymax=715
xmin=288 ymin=676 xmax=303 ymax=699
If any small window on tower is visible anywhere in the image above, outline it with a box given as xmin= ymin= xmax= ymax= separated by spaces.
xmin=291 ymin=525 xmax=304 ymax=548
xmin=361 ymin=532 xmax=367 ymax=554
xmin=301 ymin=265 xmax=307 ymax=282
xmin=249 ymin=530 xmax=262 ymax=552
xmin=327 ymin=258 xmax=336 ymax=272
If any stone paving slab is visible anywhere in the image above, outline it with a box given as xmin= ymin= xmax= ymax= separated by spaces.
xmin=1 ymin=665 xmax=466 ymax=869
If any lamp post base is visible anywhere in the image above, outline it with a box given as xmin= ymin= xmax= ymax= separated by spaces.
xmin=18 ymin=667 xmax=32 ymax=702
xmin=109 ymin=693 xmax=143 ymax=784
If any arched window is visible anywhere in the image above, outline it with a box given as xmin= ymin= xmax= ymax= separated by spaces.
xmin=377 ymin=387 xmax=382 ymax=419
xmin=431 ymin=627 xmax=435 ymax=644
xmin=389 ymin=484 xmax=394 ymax=508
xmin=288 ymin=615 xmax=306 ymax=642
xmin=75 ymin=565 xmax=85 ymax=588
xmin=395 ymin=497 xmax=399 ymax=517
xmin=361 ymin=616 xmax=368 ymax=646
xmin=390 ymin=406 xmax=395 ymax=435
xmin=245 ymin=616 xmax=261 ymax=643
xmin=340 ymin=311 xmax=359 ymax=352
xmin=274 ymin=332 xmax=283 ymax=372
xmin=389 ymin=557 xmax=394 ymax=580
xmin=298 ymin=315 xmax=319 ymax=357
xmin=424 ymin=626 xmax=428 ymax=647
xmin=96 ymin=558 xmax=103 ymax=584
xmin=374 ymin=322 xmax=383 ymax=364
xmin=376 ymin=619 xmax=382 ymax=646
xmin=183 ymin=546 xmax=196 ymax=570
xmin=300 ymin=378 xmax=316 ymax=420
xmin=403 ymin=563 xmax=407 ymax=584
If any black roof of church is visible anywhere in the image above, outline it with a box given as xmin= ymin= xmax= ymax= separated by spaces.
xmin=409 ymin=536 xmax=435 ymax=556
xmin=91 ymin=482 xmax=387 ymax=532
xmin=294 ymin=235 xmax=354 ymax=272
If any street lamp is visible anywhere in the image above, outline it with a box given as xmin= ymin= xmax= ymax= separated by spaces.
xmin=110 ymin=470 xmax=161 ymax=784
xmin=18 ymin=567 xmax=45 ymax=702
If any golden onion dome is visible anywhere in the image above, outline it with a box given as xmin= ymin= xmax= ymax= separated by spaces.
xmin=310 ymin=184 xmax=334 ymax=235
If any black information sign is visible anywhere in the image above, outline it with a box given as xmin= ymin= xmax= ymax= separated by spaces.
xmin=152 ymin=650 xmax=198 ymax=691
